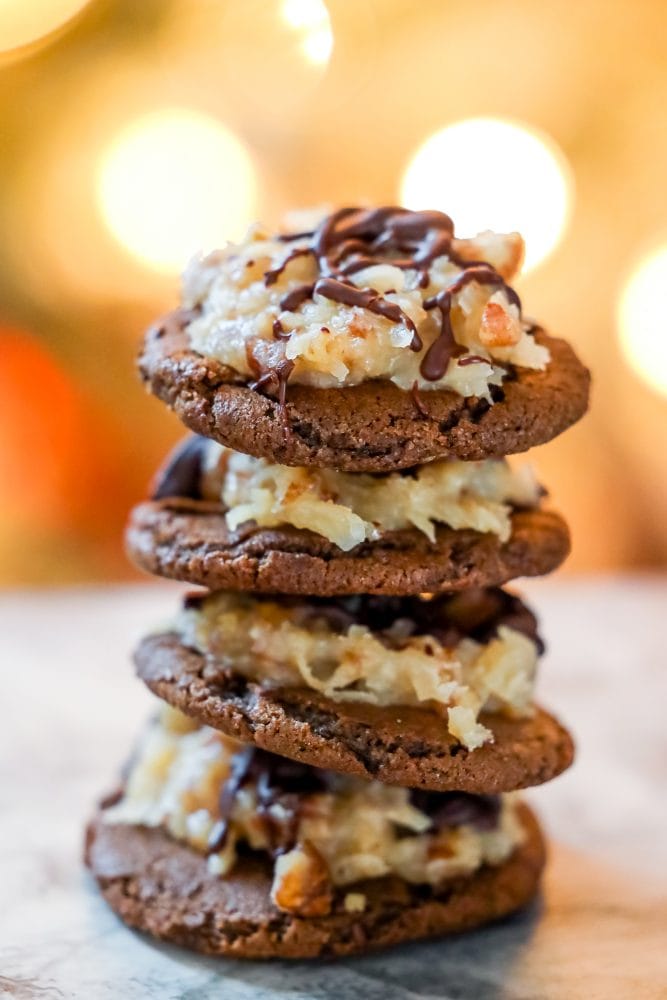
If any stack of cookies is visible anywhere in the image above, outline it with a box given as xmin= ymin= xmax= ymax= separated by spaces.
xmin=86 ymin=207 xmax=590 ymax=959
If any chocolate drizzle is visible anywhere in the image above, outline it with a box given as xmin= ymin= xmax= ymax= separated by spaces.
xmin=252 ymin=206 xmax=523 ymax=394
xmin=285 ymin=588 xmax=542 ymax=653
xmin=313 ymin=277 xmax=421 ymax=350
xmin=411 ymin=381 xmax=429 ymax=417
xmin=458 ymin=354 xmax=490 ymax=367
xmin=279 ymin=283 xmax=316 ymax=311
xmin=205 ymin=742 xmax=503 ymax=856
xmin=409 ymin=791 xmax=502 ymax=832
xmin=187 ymin=588 xmax=542 ymax=654
xmin=151 ymin=435 xmax=209 ymax=500
xmin=249 ymin=359 xmax=295 ymax=410
xmin=272 ymin=318 xmax=289 ymax=340
xmin=420 ymin=265 xmax=520 ymax=381
xmin=264 ymin=247 xmax=314 ymax=286
xmin=207 ymin=747 xmax=327 ymax=856
xmin=207 ymin=746 xmax=256 ymax=853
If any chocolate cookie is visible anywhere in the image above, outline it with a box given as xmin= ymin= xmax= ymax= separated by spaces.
xmin=135 ymin=633 xmax=574 ymax=792
xmin=85 ymin=802 xmax=544 ymax=959
xmin=139 ymin=316 xmax=589 ymax=472
xmin=126 ymin=499 xmax=569 ymax=595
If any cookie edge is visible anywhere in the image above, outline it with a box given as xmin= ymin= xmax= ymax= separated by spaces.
xmin=139 ymin=324 xmax=590 ymax=471
xmin=85 ymin=802 xmax=545 ymax=959
xmin=134 ymin=633 xmax=575 ymax=793
xmin=126 ymin=502 xmax=570 ymax=595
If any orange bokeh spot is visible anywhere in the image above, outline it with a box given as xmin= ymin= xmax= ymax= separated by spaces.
xmin=0 ymin=325 xmax=94 ymax=530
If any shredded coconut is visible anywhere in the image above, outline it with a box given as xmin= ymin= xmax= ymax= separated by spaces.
xmin=182 ymin=221 xmax=549 ymax=397
xmin=200 ymin=442 xmax=542 ymax=552
xmin=105 ymin=708 xmax=525 ymax=912
xmin=177 ymin=594 xmax=539 ymax=751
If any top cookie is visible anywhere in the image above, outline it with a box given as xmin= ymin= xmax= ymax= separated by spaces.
xmin=140 ymin=207 xmax=590 ymax=471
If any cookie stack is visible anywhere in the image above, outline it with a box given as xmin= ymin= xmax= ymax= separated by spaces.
xmin=86 ymin=207 xmax=590 ymax=959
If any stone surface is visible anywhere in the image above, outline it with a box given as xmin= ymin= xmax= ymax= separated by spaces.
xmin=1 ymin=578 xmax=666 ymax=997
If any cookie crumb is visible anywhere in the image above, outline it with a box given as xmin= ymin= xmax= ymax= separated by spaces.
xmin=344 ymin=892 xmax=367 ymax=913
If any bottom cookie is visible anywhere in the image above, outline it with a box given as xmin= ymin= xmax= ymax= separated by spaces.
xmin=85 ymin=803 xmax=544 ymax=960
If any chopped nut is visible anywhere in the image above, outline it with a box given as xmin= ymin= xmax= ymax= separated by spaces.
xmin=452 ymin=231 xmax=524 ymax=281
xmin=344 ymin=892 xmax=367 ymax=913
xmin=479 ymin=301 xmax=522 ymax=348
xmin=282 ymin=475 xmax=310 ymax=503
xmin=271 ymin=841 xmax=334 ymax=917
xmin=427 ymin=832 xmax=457 ymax=861
xmin=347 ymin=314 xmax=373 ymax=338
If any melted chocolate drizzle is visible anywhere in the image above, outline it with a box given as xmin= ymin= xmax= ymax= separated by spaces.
xmin=420 ymin=265 xmax=519 ymax=380
xmin=457 ymin=354 xmax=490 ymax=367
xmin=207 ymin=746 xmax=257 ymax=853
xmin=411 ymin=381 xmax=429 ymax=417
xmin=207 ymin=748 xmax=327 ymax=855
xmin=255 ymin=206 xmax=522 ymax=393
xmin=272 ymin=318 xmax=290 ymax=340
xmin=314 ymin=277 xmax=421 ymax=349
xmin=205 ymin=742 xmax=503 ymax=857
xmin=184 ymin=587 xmax=542 ymax=654
xmin=285 ymin=588 xmax=543 ymax=653
xmin=151 ymin=435 xmax=209 ymax=500
xmin=249 ymin=359 xmax=295 ymax=410
xmin=264 ymin=247 xmax=314 ymax=286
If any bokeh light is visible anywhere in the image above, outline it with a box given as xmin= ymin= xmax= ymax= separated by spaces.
xmin=618 ymin=245 xmax=667 ymax=399
xmin=280 ymin=0 xmax=333 ymax=66
xmin=0 ymin=326 xmax=89 ymax=527
xmin=0 ymin=0 xmax=90 ymax=54
xmin=401 ymin=117 xmax=573 ymax=272
xmin=96 ymin=108 xmax=257 ymax=274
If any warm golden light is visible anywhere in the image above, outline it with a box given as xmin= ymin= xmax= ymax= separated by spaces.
xmin=401 ymin=118 xmax=573 ymax=272
xmin=0 ymin=0 xmax=90 ymax=53
xmin=618 ymin=245 xmax=667 ymax=399
xmin=96 ymin=109 xmax=257 ymax=274
xmin=280 ymin=0 xmax=333 ymax=66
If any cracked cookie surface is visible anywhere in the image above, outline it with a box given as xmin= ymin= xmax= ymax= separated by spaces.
xmin=126 ymin=500 xmax=569 ymax=595
xmin=139 ymin=320 xmax=590 ymax=472
xmin=134 ymin=633 xmax=574 ymax=792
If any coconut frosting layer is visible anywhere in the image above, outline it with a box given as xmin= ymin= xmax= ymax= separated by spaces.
xmin=182 ymin=206 xmax=549 ymax=397
xmin=198 ymin=441 xmax=541 ymax=552
xmin=175 ymin=589 xmax=541 ymax=751
xmin=105 ymin=708 xmax=525 ymax=916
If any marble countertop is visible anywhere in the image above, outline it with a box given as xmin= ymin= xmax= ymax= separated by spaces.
xmin=1 ymin=577 xmax=666 ymax=999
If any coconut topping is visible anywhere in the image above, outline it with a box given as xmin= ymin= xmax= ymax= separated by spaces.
xmin=152 ymin=436 xmax=543 ymax=552
xmin=181 ymin=206 xmax=549 ymax=398
xmin=104 ymin=708 xmax=526 ymax=916
xmin=176 ymin=588 xmax=541 ymax=751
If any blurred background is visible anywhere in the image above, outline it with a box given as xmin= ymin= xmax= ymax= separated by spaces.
xmin=1 ymin=0 xmax=666 ymax=587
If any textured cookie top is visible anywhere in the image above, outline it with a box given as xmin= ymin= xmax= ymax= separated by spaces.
xmin=180 ymin=206 xmax=547 ymax=398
